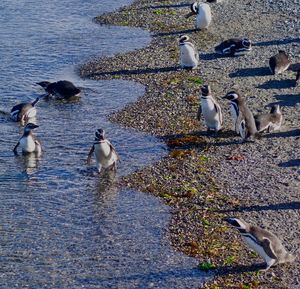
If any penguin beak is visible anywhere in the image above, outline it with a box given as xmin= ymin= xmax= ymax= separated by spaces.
xmin=31 ymin=124 xmax=39 ymax=129
xmin=185 ymin=11 xmax=195 ymax=18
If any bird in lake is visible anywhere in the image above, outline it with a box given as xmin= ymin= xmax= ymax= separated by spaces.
xmin=215 ymin=38 xmax=252 ymax=56
xmin=13 ymin=123 xmax=42 ymax=155
xmin=254 ymin=105 xmax=283 ymax=133
xmin=223 ymin=90 xmax=259 ymax=141
xmin=269 ymin=50 xmax=290 ymax=75
xmin=10 ymin=96 xmax=40 ymax=124
xmin=225 ymin=218 xmax=295 ymax=271
xmin=185 ymin=2 xmax=212 ymax=30
xmin=87 ymin=128 xmax=119 ymax=173
xmin=197 ymin=84 xmax=222 ymax=132
xmin=36 ymin=80 xmax=81 ymax=99
xmin=178 ymin=35 xmax=199 ymax=69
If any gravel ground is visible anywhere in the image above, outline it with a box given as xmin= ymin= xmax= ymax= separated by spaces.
xmin=80 ymin=0 xmax=300 ymax=288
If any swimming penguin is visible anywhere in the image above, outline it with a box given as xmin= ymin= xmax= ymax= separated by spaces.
xmin=197 ymin=84 xmax=222 ymax=132
xmin=215 ymin=38 xmax=252 ymax=56
xmin=179 ymin=35 xmax=199 ymax=69
xmin=254 ymin=105 xmax=283 ymax=133
xmin=294 ymin=69 xmax=300 ymax=87
xmin=269 ymin=50 xmax=290 ymax=75
xmin=87 ymin=129 xmax=119 ymax=173
xmin=185 ymin=2 xmax=212 ymax=30
xmin=13 ymin=123 xmax=42 ymax=155
xmin=36 ymin=80 xmax=81 ymax=99
xmin=10 ymin=97 xmax=39 ymax=123
xmin=223 ymin=91 xmax=259 ymax=140
xmin=225 ymin=218 xmax=295 ymax=271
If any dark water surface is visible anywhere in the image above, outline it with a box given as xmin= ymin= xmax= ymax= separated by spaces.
xmin=0 ymin=0 xmax=206 ymax=287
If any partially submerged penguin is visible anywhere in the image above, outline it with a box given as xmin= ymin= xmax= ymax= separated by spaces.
xmin=87 ymin=129 xmax=119 ymax=173
xmin=215 ymin=38 xmax=252 ymax=56
xmin=10 ymin=97 xmax=39 ymax=123
xmin=13 ymin=123 xmax=42 ymax=155
xmin=225 ymin=218 xmax=295 ymax=271
xmin=269 ymin=50 xmax=290 ymax=75
xmin=36 ymin=80 xmax=81 ymax=99
xmin=197 ymin=84 xmax=223 ymax=132
xmin=178 ymin=35 xmax=199 ymax=69
xmin=185 ymin=2 xmax=212 ymax=30
xmin=254 ymin=105 xmax=283 ymax=133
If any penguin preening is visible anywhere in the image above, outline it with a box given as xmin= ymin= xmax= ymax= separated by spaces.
xmin=185 ymin=2 xmax=212 ymax=30
xmin=10 ymin=97 xmax=40 ymax=123
xmin=225 ymin=218 xmax=295 ymax=271
xmin=87 ymin=129 xmax=119 ymax=173
xmin=13 ymin=123 xmax=42 ymax=155
xmin=36 ymin=80 xmax=81 ymax=99
xmin=254 ymin=105 xmax=283 ymax=133
xmin=197 ymin=84 xmax=223 ymax=132
xmin=178 ymin=35 xmax=199 ymax=69
xmin=269 ymin=50 xmax=290 ymax=75
xmin=223 ymin=91 xmax=259 ymax=141
xmin=215 ymin=38 xmax=252 ymax=56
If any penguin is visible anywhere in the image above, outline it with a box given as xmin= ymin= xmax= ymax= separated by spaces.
xmin=225 ymin=218 xmax=295 ymax=271
xmin=269 ymin=50 xmax=290 ymax=75
xmin=207 ymin=0 xmax=224 ymax=2
xmin=13 ymin=123 xmax=42 ymax=155
xmin=254 ymin=105 xmax=283 ymax=133
xmin=10 ymin=97 xmax=39 ymax=123
xmin=295 ymin=69 xmax=300 ymax=87
xmin=87 ymin=129 xmax=119 ymax=173
xmin=179 ymin=35 xmax=199 ymax=69
xmin=185 ymin=2 xmax=212 ymax=30
xmin=223 ymin=91 xmax=259 ymax=140
xmin=197 ymin=84 xmax=223 ymax=132
xmin=215 ymin=38 xmax=252 ymax=56
xmin=36 ymin=80 xmax=81 ymax=99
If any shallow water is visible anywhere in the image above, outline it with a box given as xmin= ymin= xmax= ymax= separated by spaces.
xmin=0 ymin=0 xmax=206 ymax=287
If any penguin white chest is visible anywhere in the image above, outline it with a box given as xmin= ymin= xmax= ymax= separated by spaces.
xmin=25 ymin=107 xmax=37 ymax=119
xmin=201 ymin=98 xmax=221 ymax=130
xmin=20 ymin=136 xmax=36 ymax=153
xmin=94 ymin=142 xmax=117 ymax=170
xmin=180 ymin=45 xmax=198 ymax=68
xmin=196 ymin=4 xmax=212 ymax=29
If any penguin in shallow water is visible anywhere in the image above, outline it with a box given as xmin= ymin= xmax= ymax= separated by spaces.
xmin=36 ymin=80 xmax=81 ymax=99
xmin=13 ymin=123 xmax=42 ymax=155
xmin=178 ymin=35 xmax=199 ymax=69
xmin=223 ymin=91 xmax=259 ymax=140
xmin=254 ymin=105 xmax=283 ymax=133
xmin=185 ymin=2 xmax=212 ymax=30
xmin=225 ymin=218 xmax=295 ymax=271
xmin=87 ymin=129 xmax=119 ymax=173
xmin=10 ymin=97 xmax=39 ymax=123
xmin=215 ymin=38 xmax=252 ymax=56
xmin=197 ymin=84 xmax=222 ymax=132
xmin=269 ymin=50 xmax=290 ymax=75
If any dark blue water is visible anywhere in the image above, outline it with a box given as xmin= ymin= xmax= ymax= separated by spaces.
xmin=0 ymin=0 xmax=206 ymax=287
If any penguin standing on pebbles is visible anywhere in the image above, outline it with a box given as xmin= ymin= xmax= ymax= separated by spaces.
xmin=87 ymin=129 xmax=119 ymax=173
xmin=215 ymin=38 xmax=252 ymax=56
xmin=185 ymin=2 xmax=212 ymax=30
xmin=225 ymin=218 xmax=295 ymax=271
xmin=10 ymin=97 xmax=40 ymax=123
xmin=269 ymin=50 xmax=290 ymax=75
xmin=254 ymin=105 xmax=283 ymax=133
xmin=197 ymin=84 xmax=222 ymax=132
xmin=178 ymin=35 xmax=199 ymax=69
xmin=13 ymin=123 xmax=42 ymax=155
xmin=223 ymin=91 xmax=259 ymax=140
xmin=36 ymin=80 xmax=81 ymax=99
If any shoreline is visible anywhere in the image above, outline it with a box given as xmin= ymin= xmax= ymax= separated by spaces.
xmin=80 ymin=0 xmax=299 ymax=288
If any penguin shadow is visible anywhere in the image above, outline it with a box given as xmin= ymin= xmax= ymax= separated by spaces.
xmin=253 ymin=37 xmax=300 ymax=47
xmin=278 ymin=159 xmax=300 ymax=167
xmin=153 ymin=28 xmax=198 ymax=38
xmin=229 ymin=67 xmax=270 ymax=78
xmin=257 ymin=79 xmax=295 ymax=90
xmin=269 ymin=93 xmax=300 ymax=107
xmin=148 ymin=3 xmax=190 ymax=9
xmin=215 ymin=263 xmax=266 ymax=275
xmin=199 ymin=52 xmax=223 ymax=61
xmin=263 ymin=129 xmax=300 ymax=139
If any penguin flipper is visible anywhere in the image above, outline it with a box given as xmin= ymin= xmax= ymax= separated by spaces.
xmin=87 ymin=145 xmax=95 ymax=164
xmin=109 ymin=143 xmax=120 ymax=161
xmin=261 ymin=237 xmax=277 ymax=260
xmin=197 ymin=105 xmax=202 ymax=121
xmin=13 ymin=141 xmax=20 ymax=155
xmin=235 ymin=113 xmax=244 ymax=134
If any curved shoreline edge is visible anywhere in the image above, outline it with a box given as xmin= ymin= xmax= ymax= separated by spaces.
xmin=80 ymin=1 xmax=299 ymax=288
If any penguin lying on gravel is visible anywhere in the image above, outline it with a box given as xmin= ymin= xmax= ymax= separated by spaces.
xmin=254 ymin=105 xmax=283 ymax=133
xmin=36 ymin=80 xmax=81 ymax=99
xmin=225 ymin=218 xmax=295 ymax=271
xmin=10 ymin=97 xmax=40 ymax=124
xmin=178 ymin=35 xmax=199 ymax=69
xmin=269 ymin=50 xmax=290 ymax=75
xmin=185 ymin=2 xmax=212 ymax=30
xmin=215 ymin=38 xmax=252 ymax=56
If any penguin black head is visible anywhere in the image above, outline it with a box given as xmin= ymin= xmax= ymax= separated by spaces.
xmin=36 ymin=81 xmax=51 ymax=89
xmin=224 ymin=217 xmax=248 ymax=233
xmin=242 ymin=38 xmax=251 ymax=48
xmin=191 ymin=2 xmax=199 ymax=14
xmin=223 ymin=91 xmax=239 ymax=101
xmin=24 ymin=123 xmax=39 ymax=132
xmin=95 ymin=128 xmax=105 ymax=141
xmin=201 ymin=84 xmax=211 ymax=96
xmin=179 ymin=35 xmax=189 ymax=44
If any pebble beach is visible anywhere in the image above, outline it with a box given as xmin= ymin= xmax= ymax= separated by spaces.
xmin=80 ymin=0 xmax=300 ymax=288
